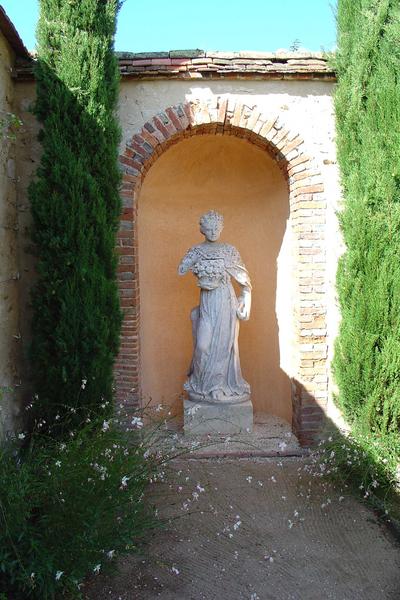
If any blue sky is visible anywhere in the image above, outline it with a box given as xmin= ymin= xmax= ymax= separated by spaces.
xmin=2 ymin=0 xmax=337 ymax=53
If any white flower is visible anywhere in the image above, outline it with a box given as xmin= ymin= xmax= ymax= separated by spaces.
xmin=55 ymin=460 xmax=61 ymax=467
xmin=102 ymin=420 xmax=110 ymax=432
xmin=121 ymin=475 xmax=130 ymax=488
xmin=107 ymin=550 xmax=115 ymax=559
xmin=81 ymin=378 xmax=87 ymax=390
xmin=196 ymin=483 xmax=205 ymax=493
xmin=131 ymin=416 xmax=143 ymax=429
xmin=171 ymin=566 xmax=180 ymax=575
xmin=55 ymin=571 xmax=64 ymax=581
xmin=18 ymin=433 xmax=26 ymax=440
xmin=93 ymin=564 xmax=101 ymax=574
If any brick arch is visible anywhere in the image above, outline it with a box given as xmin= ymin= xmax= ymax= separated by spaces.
xmin=116 ymin=97 xmax=327 ymax=446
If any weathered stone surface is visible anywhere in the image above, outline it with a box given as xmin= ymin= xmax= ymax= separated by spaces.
xmin=169 ymin=49 xmax=205 ymax=58
xmin=179 ymin=212 xmax=252 ymax=407
xmin=184 ymin=399 xmax=253 ymax=434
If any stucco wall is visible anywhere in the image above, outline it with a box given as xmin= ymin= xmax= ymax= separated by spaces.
xmin=118 ymin=78 xmax=341 ymax=423
xmin=0 ymin=31 xmax=21 ymax=437
xmin=139 ymin=134 xmax=292 ymax=419
xmin=12 ymin=75 xmax=342 ymax=428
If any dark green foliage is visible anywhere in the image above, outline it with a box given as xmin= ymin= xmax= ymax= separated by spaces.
xmin=0 ymin=412 xmax=158 ymax=599
xmin=333 ymin=0 xmax=400 ymax=433
xmin=29 ymin=0 xmax=122 ymax=428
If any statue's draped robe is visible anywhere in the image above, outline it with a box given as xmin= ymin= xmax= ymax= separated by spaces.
xmin=180 ymin=243 xmax=251 ymax=402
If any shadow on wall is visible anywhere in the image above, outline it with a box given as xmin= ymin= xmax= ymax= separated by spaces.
xmin=138 ymin=134 xmax=293 ymax=422
xmin=13 ymin=57 xmax=122 ymax=433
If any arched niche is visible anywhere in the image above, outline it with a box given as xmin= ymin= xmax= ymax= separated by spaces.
xmin=138 ymin=134 xmax=292 ymax=420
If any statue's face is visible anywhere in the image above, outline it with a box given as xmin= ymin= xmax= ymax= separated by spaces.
xmin=200 ymin=221 xmax=222 ymax=242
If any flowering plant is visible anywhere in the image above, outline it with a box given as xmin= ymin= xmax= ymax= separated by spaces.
xmin=0 ymin=406 xmax=160 ymax=599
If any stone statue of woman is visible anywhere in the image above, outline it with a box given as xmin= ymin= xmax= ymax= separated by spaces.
xmin=178 ymin=211 xmax=252 ymax=404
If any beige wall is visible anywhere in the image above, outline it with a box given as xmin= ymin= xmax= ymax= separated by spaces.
xmin=0 ymin=31 xmax=21 ymax=436
xmin=12 ymin=75 xmax=342 ymax=425
xmin=139 ymin=134 xmax=293 ymax=420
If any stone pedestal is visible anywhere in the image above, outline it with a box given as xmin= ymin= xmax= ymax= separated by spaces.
xmin=184 ymin=399 xmax=253 ymax=435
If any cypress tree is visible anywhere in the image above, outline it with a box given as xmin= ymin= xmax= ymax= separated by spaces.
xmin=29 ymin=0 xmax=122 ymax=429
xmin=333 ymin=0 xmax=400 ymax=434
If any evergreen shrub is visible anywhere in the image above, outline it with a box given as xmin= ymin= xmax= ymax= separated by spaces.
xmin=29 ymin=0 xmax=123 ymax=429
xmin=333 ymin=0 xmax=400 ymax=435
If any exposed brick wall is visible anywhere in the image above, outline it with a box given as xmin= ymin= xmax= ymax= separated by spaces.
xmin=116 ymin=96 xmax=328 ymax=446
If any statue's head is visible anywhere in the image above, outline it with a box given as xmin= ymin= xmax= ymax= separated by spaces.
xmin=199 ymin=210 xmax=224 ymax=242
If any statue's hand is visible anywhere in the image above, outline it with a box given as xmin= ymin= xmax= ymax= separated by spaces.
xmin=178 ymin=254 xmax=194 ymax=275
xmin=178 ymin=248 xmax=200 ymax=275
xmin=237 ymin=296 xmax=250 ymax=321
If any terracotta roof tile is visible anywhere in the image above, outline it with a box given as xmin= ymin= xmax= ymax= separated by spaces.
xmin=15 ymin=49 xmax=335 ymax=81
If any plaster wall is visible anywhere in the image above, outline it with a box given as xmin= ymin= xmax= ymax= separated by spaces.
xmin=139 ymin=134 xmax=292 ymax=419
xmin=0 ymin=31 xmax=21 ymax=436
xmin=12 ymin=76 xmax=342 ymax=427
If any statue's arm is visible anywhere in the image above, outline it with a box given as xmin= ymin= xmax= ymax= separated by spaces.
xmin=178 ymin=248 xmax=197 ymax=275
xmin=237 ymin=284 xmax=252 ymax=321
xmin=227 ymin=246 xmax=252 ymax=320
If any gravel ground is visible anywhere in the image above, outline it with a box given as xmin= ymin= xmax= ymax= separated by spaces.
xmin=84 ymin=457 xmax=400 ymax=600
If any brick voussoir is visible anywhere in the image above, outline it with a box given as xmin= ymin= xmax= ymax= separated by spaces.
xmin=259 ymin=117 xmax=278 ymax=138
xmin=152 ymin=116 xmax=171 ymax=140
xmin=165 ymin=107 xmax=184 ymax=130
xmin=140 ymin=127 xmax=161 ymax=150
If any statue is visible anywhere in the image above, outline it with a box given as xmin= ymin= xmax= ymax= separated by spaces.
xmin=178 ymin=211 xmax=252 ymax=404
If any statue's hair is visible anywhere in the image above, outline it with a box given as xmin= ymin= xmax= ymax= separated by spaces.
xmin=199 ymin=210 xmax=224 ymax=230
